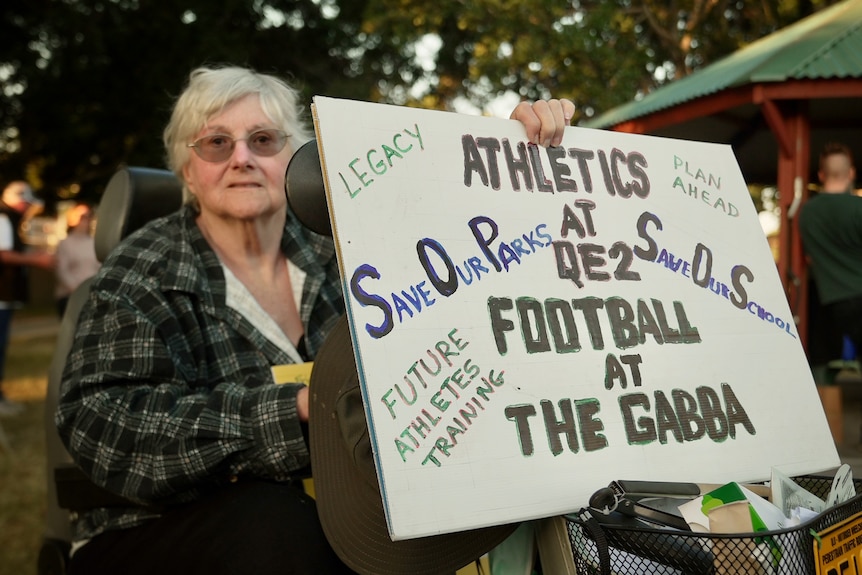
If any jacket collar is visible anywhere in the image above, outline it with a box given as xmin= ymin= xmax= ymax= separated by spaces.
xmin=157 ymin=205 xmax=337 ymax=363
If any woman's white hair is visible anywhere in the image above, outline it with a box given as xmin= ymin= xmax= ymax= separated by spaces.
xmin=163 ymin=66 xmax=313 ymax=206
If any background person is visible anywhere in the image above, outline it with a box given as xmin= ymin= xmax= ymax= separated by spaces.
xmin=0 ymin=180 xmax=55 ymax=416
xmin=54 ymin=203 xmax=100 ymax=318
xmin=56 ymin=65 xmax=574 ymax=575
xmin=800 ymin=142 xmax=862 ymax=364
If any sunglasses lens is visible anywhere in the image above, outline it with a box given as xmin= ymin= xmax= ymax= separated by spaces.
xmin=248 ymin=129 xmax=287 ymax=157
xmin=196 ymin=135 xmax=233 ymax=162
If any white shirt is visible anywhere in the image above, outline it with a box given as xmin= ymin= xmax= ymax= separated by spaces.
xmin=54 ymin=233 xmax=101 ymax=299
xmin=221 ymin=259 xmax=307 ymax=363
xmin=0 ymin=213 xmax=13 ymax=250
xmin=0 ymin=213 xmax=14 ymax=308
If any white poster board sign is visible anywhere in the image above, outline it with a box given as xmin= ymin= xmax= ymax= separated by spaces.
xmin=311 ymin=96 xmax=839 ymax=540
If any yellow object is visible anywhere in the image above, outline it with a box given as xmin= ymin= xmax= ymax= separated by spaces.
xmin=455 ymin=556 xmax=490 ymax=575
xmin=272 ymin=362 xmax=316 ymax=497
xmin=813 ymin=509 xmax=862 ymax=575
xmin=271 ymin=362 xmax=313 ymax=385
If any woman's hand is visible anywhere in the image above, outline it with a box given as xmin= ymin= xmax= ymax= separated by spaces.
xmin=510 ymin=98 xmax=575 ymax=148
xmin=296 ymin=385 xmax=310 ymax=422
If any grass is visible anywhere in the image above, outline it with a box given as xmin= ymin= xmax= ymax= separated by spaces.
xmin=1 ymin=326 xmax=56 ymax=574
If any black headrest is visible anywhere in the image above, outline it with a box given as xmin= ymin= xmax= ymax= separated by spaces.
xmin=95 ymin=167 xmax=183 ymax=262
xmin=285 ymin=139 xmax=331 ymax=236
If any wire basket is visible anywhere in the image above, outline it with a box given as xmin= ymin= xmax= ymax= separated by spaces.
xmin=566 ymin=476 xmax=862 ymax=575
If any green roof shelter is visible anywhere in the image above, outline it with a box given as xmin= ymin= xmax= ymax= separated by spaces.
xmin=584 ymin=0 xmax=862 ymax=350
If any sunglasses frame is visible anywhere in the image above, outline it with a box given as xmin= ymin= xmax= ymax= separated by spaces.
xmin=187 ymin=129 xmax=289 ymax=163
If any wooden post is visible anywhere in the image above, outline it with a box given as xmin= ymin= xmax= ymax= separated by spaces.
xmin=817 ymin=384 xmax=844 ymax=446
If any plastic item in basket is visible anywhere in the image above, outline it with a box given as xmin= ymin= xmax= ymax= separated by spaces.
xmin=772 ymin=467 xmax=826 ymax=516
xmin=589 ymin=486 xmax=690 ymax=531
xmin=569 ymin=476 xmax=862 ymax=575
xmin=678 ymin=482 xmax=788 ymax=533
xmin=825 ymin=463 xmax=857 ymax=507
xmin=709 ymin=500 xmax=773 ymax=574
xmin=678 ymin=482 xmax=788 ymax=569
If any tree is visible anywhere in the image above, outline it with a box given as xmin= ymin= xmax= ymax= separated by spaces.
xmin=0 ymin=0 xmax=381 ymax=202
xmin=0 ymin=0 xmax=839 ymax=203
xmin=362 ymin=0 xmax=835 ymax=117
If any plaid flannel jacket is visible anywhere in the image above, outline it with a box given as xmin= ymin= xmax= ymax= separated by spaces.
xmin=56 ymin=205 xmax=344 ymax=540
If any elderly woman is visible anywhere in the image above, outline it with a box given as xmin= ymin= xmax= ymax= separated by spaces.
xmin=56 ymin=66 xmax=573 ymax=575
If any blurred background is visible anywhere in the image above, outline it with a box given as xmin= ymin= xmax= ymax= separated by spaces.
xmin=2 ymin=0 xmax=840 ymax=212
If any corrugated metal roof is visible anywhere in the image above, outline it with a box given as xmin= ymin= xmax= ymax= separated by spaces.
xmin=584 ymin=0 xmax=862 ymax=129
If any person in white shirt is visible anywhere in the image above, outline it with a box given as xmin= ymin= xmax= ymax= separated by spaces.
xmin=0 ymin=181 xmax=55 ymax=416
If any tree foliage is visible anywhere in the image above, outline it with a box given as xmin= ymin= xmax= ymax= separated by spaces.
xmin=0 ymin=0 xmax=381 ymax=201
xmin=363 ymin=0 xmax=834 ymax=114
xmin=0 ymin=0 xmax=840 ymax=203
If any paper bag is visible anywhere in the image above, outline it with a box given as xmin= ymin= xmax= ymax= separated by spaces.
xmin=709 ymin=501 xmax=770 ymax=575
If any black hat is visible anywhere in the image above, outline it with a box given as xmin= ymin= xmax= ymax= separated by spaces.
xmin=308 ymin=315 xmax=518 ymax=575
